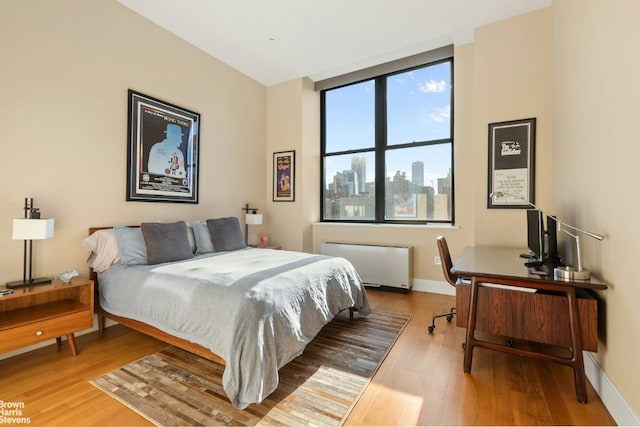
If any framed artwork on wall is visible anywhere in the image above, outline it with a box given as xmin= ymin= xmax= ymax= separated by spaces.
xmin=126 ymin=90 xmax=200 ymax=203
xmin=273 ymin=150 xmax=295 ymax=202
xmin=487 ymin=117 xmax=536 ymax=209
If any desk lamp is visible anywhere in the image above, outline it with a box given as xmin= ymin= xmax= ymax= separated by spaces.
xmin=241 ymin=203 xmax=263 ymax=246
xmin=7 ymin=197 xmax=55 ymax=288
xmin=552 ymin=221 xmax=604 ymax=280
xmin=490 ymin=192 xmax=604 ymax=280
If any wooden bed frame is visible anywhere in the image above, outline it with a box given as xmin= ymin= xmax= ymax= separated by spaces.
xmin=88 ymin=226 xmax=226 ymax=365
xmin=88 ymin=226 xmax=356 ymax=368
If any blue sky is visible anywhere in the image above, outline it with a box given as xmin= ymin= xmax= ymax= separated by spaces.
xmin=324 ymin=61 xmax=452 ymax=191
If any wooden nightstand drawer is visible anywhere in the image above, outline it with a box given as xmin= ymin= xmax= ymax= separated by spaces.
xmin=0 ymin=309 xmax=91 ymax=353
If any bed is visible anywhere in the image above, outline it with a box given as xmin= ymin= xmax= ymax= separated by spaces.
xmin=84 ymin=218 xmax=370 ymax=409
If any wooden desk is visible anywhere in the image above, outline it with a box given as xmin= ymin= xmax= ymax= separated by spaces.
xmin=451 ymin=246 xmax=606 ymax=403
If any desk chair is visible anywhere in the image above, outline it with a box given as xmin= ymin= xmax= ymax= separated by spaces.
xmin=428 ymin=236 xmax=458 ymax=333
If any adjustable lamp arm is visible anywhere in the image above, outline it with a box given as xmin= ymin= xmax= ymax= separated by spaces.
xmin=560 ymin=221 xmax=604 ymax=241
xmin=490 ymin=192 xmax=605 ymax=241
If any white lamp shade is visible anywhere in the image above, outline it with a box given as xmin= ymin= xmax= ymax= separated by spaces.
xmin=245 ymin=213 xmax=263 ymax=225
xmin=12 ymin=218 xmax=55 ymax=240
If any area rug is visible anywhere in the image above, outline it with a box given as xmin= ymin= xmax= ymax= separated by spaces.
xmin=90 ymin=310 xmax=410 ymax=426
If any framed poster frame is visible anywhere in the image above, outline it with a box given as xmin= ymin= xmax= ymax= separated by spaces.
xmin=126 ymin=89 xmax=200 ymax=203
xmin=273 ymin=150 xmax=295 ymax=202
xmin=487 ymin=117 xmax=536 ymax=209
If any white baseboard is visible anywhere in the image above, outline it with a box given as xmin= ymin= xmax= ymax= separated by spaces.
xmin=584 ymin=352 xmax=640 ymax=425
xmin=412 ymin=278 xmax=456 ymax=295
xmin=416 ymin=279 xmax=640 ymax=425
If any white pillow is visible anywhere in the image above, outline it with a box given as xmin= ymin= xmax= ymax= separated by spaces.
xmin=82 ymin=229 xmax=120 ymax=273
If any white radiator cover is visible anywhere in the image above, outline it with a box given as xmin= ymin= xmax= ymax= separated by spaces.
xmin=320 ymin=242 xmax=412 ymax=290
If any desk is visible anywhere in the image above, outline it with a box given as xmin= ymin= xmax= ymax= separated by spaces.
xmin=451 ymin=246 xmax=606 ymax=403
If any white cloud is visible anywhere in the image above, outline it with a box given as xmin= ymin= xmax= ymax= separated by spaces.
xmin=429 ymin=105 xmax=450 ymax=123
xmin=419 ymin=79 xmax=447 ymax=93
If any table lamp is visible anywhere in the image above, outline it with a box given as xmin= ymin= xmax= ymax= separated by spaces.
xmin=242 ymin=203 xmax=263 ymax=246
xmin=7 ymin=198 xmax=55 ymax=288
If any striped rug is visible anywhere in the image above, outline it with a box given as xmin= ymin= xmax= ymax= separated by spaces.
xmin=90 ymin=310 xmax=410 ymax=426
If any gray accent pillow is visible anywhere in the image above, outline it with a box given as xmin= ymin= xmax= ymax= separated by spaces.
xmin=141 ymin=221 xmax=194 ymax=265
xmin=190 ymin=220 xmax=215 ymax=254
xmin=185 ymin=222 xmax=197 ymax=254
xmin=113 ymin=226 xmax=148 ymax=266
xmin=206 ymin=217 xmax=246 ymax=252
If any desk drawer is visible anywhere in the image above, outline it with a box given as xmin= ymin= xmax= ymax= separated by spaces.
xmin=0 ymin=310 xmax=92 ymax=353
xmin=456 ymin=285 xmax=598 ymax=351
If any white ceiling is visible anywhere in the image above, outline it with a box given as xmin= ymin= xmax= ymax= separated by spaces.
xmin=116 ymin=0 xmax=551 ymax=87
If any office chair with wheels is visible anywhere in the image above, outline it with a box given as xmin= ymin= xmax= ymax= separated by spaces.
xmin=428 ymin=236 xmax=459 ymax=333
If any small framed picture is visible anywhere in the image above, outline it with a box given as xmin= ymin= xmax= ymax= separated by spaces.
xmin=487 ymin=118 xmax=536 ymax=209
xmin=126 ymin=90 xmax=200 ymax=203
xmin=273 ymin=150 xmax=295 ymax=202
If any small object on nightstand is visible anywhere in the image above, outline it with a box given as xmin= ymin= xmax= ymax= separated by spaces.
xmin=0 ymin=289 xmax=14 ymax=296
xmin=57 ymin=268 xmax=79 ymax=283
xmin=259 ymin=235 xmax=269 ymax=248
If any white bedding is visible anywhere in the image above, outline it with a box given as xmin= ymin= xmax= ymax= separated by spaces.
xmin=98 ymin=247 xmax=370 ymax=409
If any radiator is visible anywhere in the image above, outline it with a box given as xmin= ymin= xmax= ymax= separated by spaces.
xmin=320 ymin=242 xmax=412 ymax=291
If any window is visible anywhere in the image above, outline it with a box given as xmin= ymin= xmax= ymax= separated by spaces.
xmin=321 ymin=56 xmax=454 ymax=223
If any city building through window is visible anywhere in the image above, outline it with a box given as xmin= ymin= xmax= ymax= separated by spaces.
xmin=321 ymin=55 xmax=454 ymax=224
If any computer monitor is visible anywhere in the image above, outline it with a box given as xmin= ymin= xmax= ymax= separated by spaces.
xmin=544 ymin=215 xmax=562 ymax=265
xmin=526 ymin=209 xmax=544 ymax=261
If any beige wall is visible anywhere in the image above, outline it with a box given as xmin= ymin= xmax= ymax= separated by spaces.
xmin=0 ymin=0 xmax=267 ymax=280
xmin=471 ymin=8 xmax=554 ymax=245
xmin=553 ymin=0 xmax=640 ymax=414
xmin=265 ymin=78 xmax=320 ymax=252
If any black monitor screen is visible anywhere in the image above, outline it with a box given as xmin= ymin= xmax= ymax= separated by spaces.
xmin=527 ymin=209 xmax=544 ymax=260
xmin=545 ymin=215 xmax=561 ymax=264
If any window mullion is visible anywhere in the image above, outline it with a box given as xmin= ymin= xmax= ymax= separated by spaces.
xmin=374 ymin=77 xmax=386 ymax=222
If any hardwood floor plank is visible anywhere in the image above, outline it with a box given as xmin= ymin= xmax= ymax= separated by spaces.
xmin=0 ymin=289 xmax=615 ymax=426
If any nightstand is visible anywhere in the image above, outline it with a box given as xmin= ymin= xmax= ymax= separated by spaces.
xmin=0 ymin=278 xmax=94 ymax=356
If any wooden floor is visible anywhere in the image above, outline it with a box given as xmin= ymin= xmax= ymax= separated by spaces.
xmin=0 ymin=289 xmax=615 ymax=426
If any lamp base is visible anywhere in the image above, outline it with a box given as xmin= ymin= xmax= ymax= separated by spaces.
xmin=6 ymin=277 xmax=52 ymax=288
xmin=554 ymin=266 xmax=591 ymax=281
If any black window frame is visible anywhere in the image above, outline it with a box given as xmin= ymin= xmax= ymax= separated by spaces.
xmin=320 ymin=56 xmax=455 ymax=225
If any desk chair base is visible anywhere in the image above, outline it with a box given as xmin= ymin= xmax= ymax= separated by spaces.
xmin=428 ymin=307 xmax=456 ymax=333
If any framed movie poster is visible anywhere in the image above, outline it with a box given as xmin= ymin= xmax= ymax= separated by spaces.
xmin=126 ymin=90 xmax=200 ymax=203
xmin=487 ymin=118 xmax=535 ymax=209
xmin=273 ymin=150 xmax=295 ymax=202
